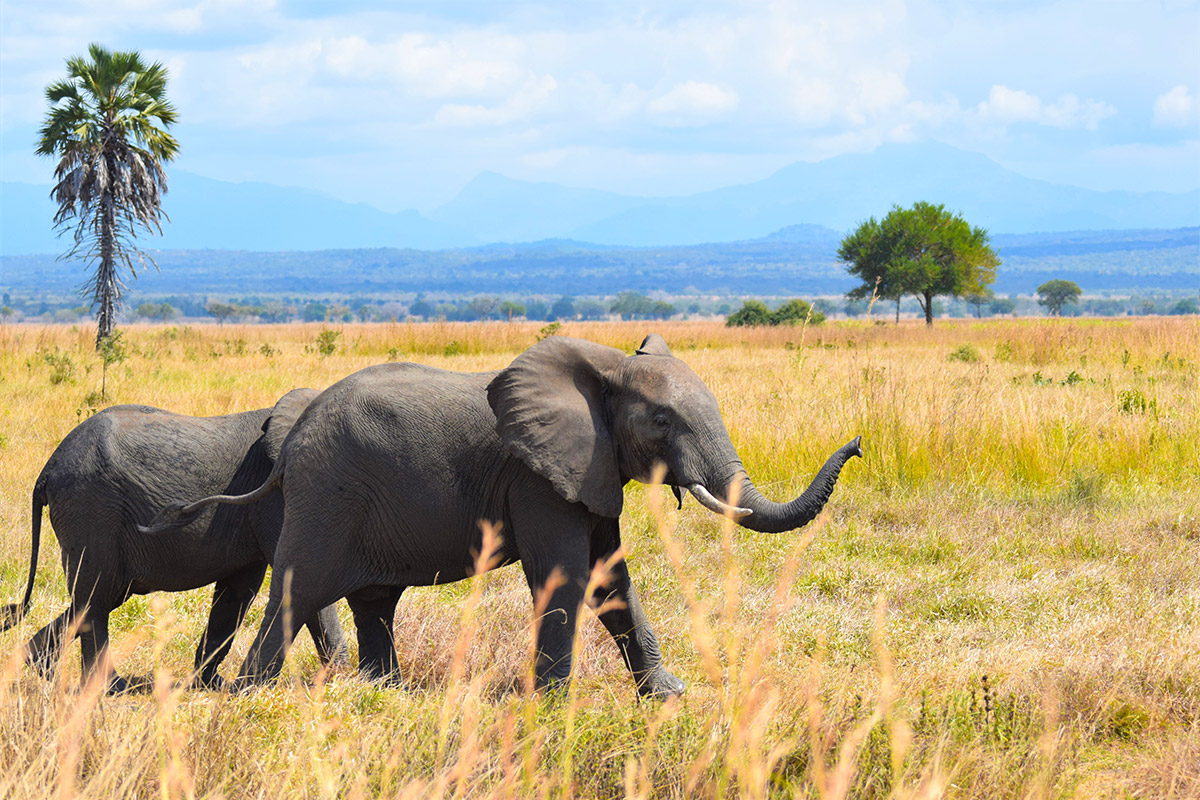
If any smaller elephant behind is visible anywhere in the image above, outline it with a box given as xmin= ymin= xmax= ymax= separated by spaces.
xmin=0 ymin=389 xmax=347 ymax=692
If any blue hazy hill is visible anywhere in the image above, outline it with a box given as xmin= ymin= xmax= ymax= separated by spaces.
xmin=2 ymin=142 xmax=1196 ymax=256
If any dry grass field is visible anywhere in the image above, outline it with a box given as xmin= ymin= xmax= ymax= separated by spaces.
xmin=0 ymin=317 xmax=1197 ymax=799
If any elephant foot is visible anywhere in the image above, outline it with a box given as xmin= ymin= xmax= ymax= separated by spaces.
xmin=102 ymin=673 xmax=132 ymax=695
xmin=636 ymin=667 xmax=686 ymax=700
xmin=193 ymin=672 xmax=228 ymax=691
xmin=328 ymin=643 xmax=351 ymax=669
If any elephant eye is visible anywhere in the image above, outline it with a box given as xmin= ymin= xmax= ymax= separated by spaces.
xmin=652 ymin=412 xmax=670 ymax=429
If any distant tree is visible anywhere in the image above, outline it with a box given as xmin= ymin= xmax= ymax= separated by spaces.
xmin=725 ymin=300 xmax=773 ymax=327
xmin=409 ymin=299 xmax=434 ymax=319
xmin=551 ymin=296 xmax=576 ymax=321
xmin=38 ymin=44 xmax=179 ymax=348
xmin=525 ymin=299 xmax=550 ymax=320
xmin=302 ymin=302 xmax=328 ymax=322
xmin=843 ymin=300 xmax=867 ymax=318
xmin=357 ymin=304 xmax=373 ymax=322
xmin=772 ymin=298 xmax=825 ymax=326
xmin=259 ymin=301 xmax=292 ymax=323
xmin=1036 ymin=280 xmax=1082 ymax=316
xmin=207 ymin=301 xmax=239 ymax=325
xmin=989 ymin=296 xmax=1017 ymax=316
xmin=840 ymin=202 xmax=999 ymax=326
xmin=965 ymin=287 xmax=995 ymax=318
xmin=136 ymin=301 xmax=175 ymax=322
xmin=1169 ymin=298 xmax=1199 ymax=315
xmin=610 ymin=291 xmax=657 ymax=320
xmin=0 ymin=306 xmax=14 ymax=322
xmin=811 ymin=298 xmax=838 ymax=318
xmin=576 ymin=299 xmax=608 ymax=320
xmin=465 ymin=296 xmax=499 ymax=320
xmin=499 ymin=300 xmax=526 ymax=321
xmin=651 ymin=301 xmax=675 ymax=320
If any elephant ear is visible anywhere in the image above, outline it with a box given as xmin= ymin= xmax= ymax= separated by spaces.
xmin=635 ymin=333 xmax=673 ymax=357
xmin=487 ymin=337 xmax=627 ymax=517
xmin=261 ymin=387 xmax=320 ymax=462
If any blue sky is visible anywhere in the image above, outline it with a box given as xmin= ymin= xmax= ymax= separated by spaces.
xmin=1 ymin=0 xmax=1197 ymax=213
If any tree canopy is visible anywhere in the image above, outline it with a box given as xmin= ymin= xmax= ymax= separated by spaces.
xmin=839 ymin=202 xmax=999 ymax=326
xmin=38 ymin=43 xmax=179 ymax=347
xmin=1036 ymin=279 xmax=1082 ymax=316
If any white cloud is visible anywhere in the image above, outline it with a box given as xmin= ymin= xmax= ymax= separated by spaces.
xmin=976 ymin=85 xmax=1115 ymax=130
xmin=434 ymin=75 xmax=557 ymax=127
xmin=647 ymin=81 xmax=738 ymax=125
xmin=1153 ymin=85 xmax=1197 ymax=127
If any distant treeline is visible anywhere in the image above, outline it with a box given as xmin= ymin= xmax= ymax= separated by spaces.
xmin=2 ymin=289 xmax=1196 ymax=326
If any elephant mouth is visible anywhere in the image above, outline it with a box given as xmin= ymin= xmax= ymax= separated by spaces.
xmin=686 ymin=483 xmax=753 ymax=519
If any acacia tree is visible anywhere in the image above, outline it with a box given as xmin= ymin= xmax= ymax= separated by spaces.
xmin=840 ymin=202 xmax=999 ymax=326
xmin=37 ymin=44 xmax=179 ymax=347
xmin=1036 ymin=279 xmax=1082 ymax=316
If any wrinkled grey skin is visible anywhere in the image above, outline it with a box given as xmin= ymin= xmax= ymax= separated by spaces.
xmin=151 ymin=335 xmax=861 ymax=697
xmin=0 ymin=389 xmax=348 ymax=693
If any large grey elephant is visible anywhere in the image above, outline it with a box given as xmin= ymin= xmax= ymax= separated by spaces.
xmin=0 ymin=389 xmax=348 ymax=692
xmin=150 ymin=335 xmax=861 ymax=697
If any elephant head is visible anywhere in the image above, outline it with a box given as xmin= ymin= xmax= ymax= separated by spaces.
xmin=487 ymin=334 xmax=861 ymax=531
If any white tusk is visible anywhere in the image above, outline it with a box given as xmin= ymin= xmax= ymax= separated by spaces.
xmin=686 ymin=484 xmax=753 ymax=519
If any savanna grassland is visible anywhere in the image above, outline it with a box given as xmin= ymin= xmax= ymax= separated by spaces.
xmin=0 ymin=317 xmax=1198 ymax=799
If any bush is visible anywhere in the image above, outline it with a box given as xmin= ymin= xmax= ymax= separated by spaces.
xmin=315 ymin=329 xmax=340 ymax=357
xmin=726 ymin=299 xmax=824 ymax=328
xmin=948 ymin=344 xmax=981 ymax=363
xmin=725 ymin=300 xmax=772 ymax=327
xmin=772 ymin=299 xmax=825 ymax=326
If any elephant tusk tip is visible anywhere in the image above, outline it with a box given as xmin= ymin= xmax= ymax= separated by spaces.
xmin=686 ymin=484 xmax=753 ymax=519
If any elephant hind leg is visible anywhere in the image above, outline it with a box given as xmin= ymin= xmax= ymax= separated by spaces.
xmin=26 ymin=609 xmax=74 ymax=679
xmin=347 ymin=585 xmax=404 ymax=681
xmin=236 ymin=561 xmax=341 ymax=686
xmin=307 ymin=604 xmax=350 ymax=669
xmin=194 ymin=563 xmax=267 ymax=689
xmin=77 ymin=603 xmax=129 ymax=694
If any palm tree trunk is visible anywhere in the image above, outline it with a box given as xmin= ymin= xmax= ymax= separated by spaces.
xmin=95 ymin=192 xmax=116 ymax=348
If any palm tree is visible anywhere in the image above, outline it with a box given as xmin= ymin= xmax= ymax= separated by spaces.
xmin=37 ymin=43 xmax=179 ymax=347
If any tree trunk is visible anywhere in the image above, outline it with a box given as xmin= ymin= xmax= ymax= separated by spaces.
xmin=924 ymin=291 xmax=934 ymax=327
xmin=895 ymin=297 xmax=900 ymax=324
xmin=95 ymin=191 xmax=116 ymax=349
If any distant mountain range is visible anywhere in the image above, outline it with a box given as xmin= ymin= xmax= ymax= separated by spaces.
xmin=3 ymin=226 xmax=1195 ymax=298
xmin=2 ymin=142 xmax=1197 ymax=256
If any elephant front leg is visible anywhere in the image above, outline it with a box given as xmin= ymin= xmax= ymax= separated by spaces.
xmin=194 ymin=563 xmax=266 ymax=689
xmin=590 ymin=522 xmax=685 ymax=699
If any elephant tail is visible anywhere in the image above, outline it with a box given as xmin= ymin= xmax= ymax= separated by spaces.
xmin=1 ymin=478 xmax=46 ymax=632
xmin=139 ymin=460 xmax=286 ymax=535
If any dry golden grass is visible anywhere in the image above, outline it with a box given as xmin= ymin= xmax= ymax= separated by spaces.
xmin=1 ymin=317 xmax=1198 ymax=799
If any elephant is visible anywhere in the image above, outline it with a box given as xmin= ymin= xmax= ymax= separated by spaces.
xmin=0 ymin=389 xmax=348 ymax=692
xmin=147 ymin=335 xmax=861 ymax=697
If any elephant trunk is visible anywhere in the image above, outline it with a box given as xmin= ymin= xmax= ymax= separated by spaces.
xmin=689 ymin=436 xmax=862 ymax=533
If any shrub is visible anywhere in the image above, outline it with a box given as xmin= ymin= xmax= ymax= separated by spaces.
xmin=948 ymin=344 xmax=981 ymax=363
xmin=726 ymin=298 xmax=824 ymax=327
xmin=315 ymin=329 xmax=340 ymax=357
